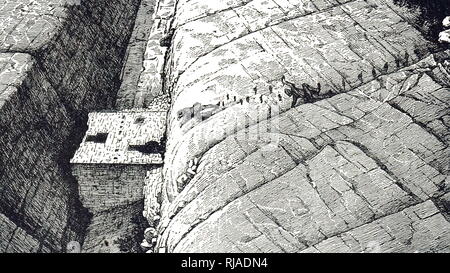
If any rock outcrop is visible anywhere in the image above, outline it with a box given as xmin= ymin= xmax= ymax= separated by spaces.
xmin=152 ymin=0 xmax=450 ymax=253
xmin=0 ymin=0 xmax=141 ymax=252
xmin=1 ymin=0 xmax=449 ymax=253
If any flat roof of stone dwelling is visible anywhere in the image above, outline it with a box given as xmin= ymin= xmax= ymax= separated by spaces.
xmin=71 ymin=109 xmax=167 ymax=165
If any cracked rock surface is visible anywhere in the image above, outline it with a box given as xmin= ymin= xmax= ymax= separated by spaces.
xmin=0 ymin=0 xmax=141 ymax=252
xmin=157 ymin=0 xmax=450 ymax=253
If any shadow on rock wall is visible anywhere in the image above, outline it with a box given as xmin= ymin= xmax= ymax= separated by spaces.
xmin=393 ymin=0 xmax=450 ymax=41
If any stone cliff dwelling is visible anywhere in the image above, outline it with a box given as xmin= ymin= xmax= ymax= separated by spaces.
xmin=0 ymin=0 xmax=449 ymax=254
xmin=70 ymin=109 xmax=167 ymax=213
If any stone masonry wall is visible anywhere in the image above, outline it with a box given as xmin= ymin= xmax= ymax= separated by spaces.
xmin=72 ymin=164 xmax=156 ymax=213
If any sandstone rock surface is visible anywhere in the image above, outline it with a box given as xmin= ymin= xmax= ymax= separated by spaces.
xmin=155 ymin=0 xmax=450 ymax=253
xmin=0 ymin=0 xmax=141 ymax=252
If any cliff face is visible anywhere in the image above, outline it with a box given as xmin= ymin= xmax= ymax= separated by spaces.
xmin=1 ymin=0 xmax=448 ymax=254
xmin=156 ymin=0 xmax=450 ymax=252
xmin=82 ymin=201 xmax=147 ymax=253
xmin=0 ymin=0 xmax=141 ymax=252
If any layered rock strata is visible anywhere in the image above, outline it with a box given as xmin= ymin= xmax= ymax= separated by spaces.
xmin=153 ymin=0 xmax=450 ymax=253
xmin=0 ymin=0 xmax=141 ymax=252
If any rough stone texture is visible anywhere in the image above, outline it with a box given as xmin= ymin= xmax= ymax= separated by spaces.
xmin=2 ymin=0 xmax=449 ymax=253
xmin=36 ymin=0 xmax=142 ymax=115
xmin=0 ymin=0 xmax=72 ymax=52
xmin=302 ymin=201 xmax=450 ymax=253
xmin=81 ymin=201 xmax=146 ymax=253
xmin=71 ymin=110 xmax=166 ymax=213
xmin=71 ymin=111 xmax=166 ymax=165
xmin=0 ymin=0 xmax=141 ymax=252
xmin=116 ymin=0 xmax=159 ymax=110
xmin=143 ymin=167 xmax=164 ymax=223
xmin=0 ymin=52 xmax=81 ymax=252
xmin=72 ymin=0 xmax=170 ymax=253
xmin=0 ymin=212 xmax=42 ymax=253
xmin=156 ymin=0 xmax=450 ymax=253
xmin=72 ymin=0 xmax=171 ymax=252
xmin=136 ymin=0 xmax=178 ymax=107
xmin=72 ymin=164 xmax=158 ymax=213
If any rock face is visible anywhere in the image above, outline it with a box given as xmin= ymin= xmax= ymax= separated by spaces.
xmin=116 ymin=0 xmax=159 ymax=110
xmin=154 ymin=0 xmax=450 ymax=252
xmin=74 ymin=0 xmax=165 ymax=253
xmin=0 ymin=0 xmax=141 ymax=252
xmin=81 ymin=201 xmax=147 ymax=253
xmin=1 ymin=0 xmax=449 ymax=253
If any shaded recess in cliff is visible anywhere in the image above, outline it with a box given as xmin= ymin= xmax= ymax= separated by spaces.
xmin=0 ymin=0 xmax=141 ymax=252
xmin=392 ymin=0 xmax=450 ymax=41
xmin=82 ymin=201 xmax=148 ymax=253
xmin=74 ymin=0 xmax=161 ymax=253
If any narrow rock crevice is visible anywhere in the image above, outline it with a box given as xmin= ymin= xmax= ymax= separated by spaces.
xmin=0 ymin=0 xmax=142 ymax=252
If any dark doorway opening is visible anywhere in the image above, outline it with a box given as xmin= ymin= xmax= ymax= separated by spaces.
xmin=129 ymin=141 xmax=165 ymax=155
xmin=86 ymin=133 xmax=109 ymax=143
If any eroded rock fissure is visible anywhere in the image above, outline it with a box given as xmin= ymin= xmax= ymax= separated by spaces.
xmin=0 ymin=0 xmax=142 ymax=252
